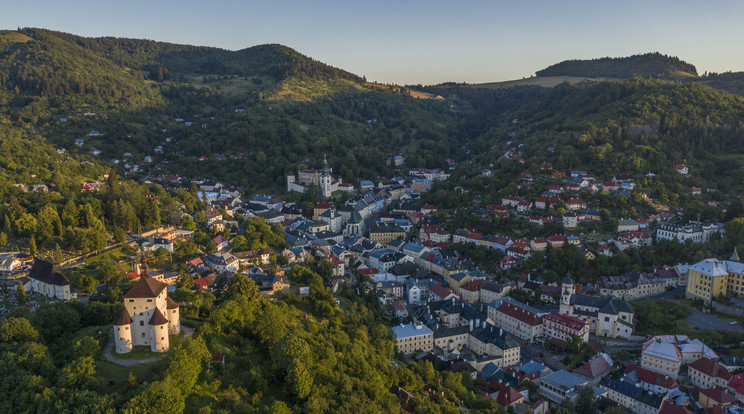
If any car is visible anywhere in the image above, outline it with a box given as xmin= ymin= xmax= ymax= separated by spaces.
xmin=695 ymin=326 xmax=701 ymax=330
xmin=730 ymin=321 xmax=738 ymax=325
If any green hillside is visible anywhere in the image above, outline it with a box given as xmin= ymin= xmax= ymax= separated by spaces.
xmin=535 ymin=52 xmax=698 ymax=79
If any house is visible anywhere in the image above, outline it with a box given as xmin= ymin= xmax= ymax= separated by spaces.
xmin=114 ymin=261 xmax=180 ymax=354
xmin=542 ymin=313 xmax=589 ymax=343
xmin=501 ymin=256 xmax=518 ymax=270
xmin=204 ymin=252 xmax=239 ymax=272
xmin=562 ymin=213 xmax=578 ymax=229
xmin=547 ymin=235 xmax=566 ymax=248
xmin=212 ymin=235 xmax=229 ymax=251
xmin=233 ymin=248 xmax=274 ymax=267
xmin=429 ymin=284 xmax=456 ymax=302
xmin=617 ymin=219 xmax=639 ymax=232
xmin=28 ymin=260 xmax=72 ymax=300
xmin=696 ymin=387 xmax=734 ymax=411
xmin=575 ymin=353 xmax=613 ymax=385
xmin=688 ymin=357 xmax=731 ymax=389
xmin=623 ymin=364 xmax=679 ymax=395
xmin=537 ymin=370 xmax=589 ymax=405
xmin=728 ymin=373 xmax=744 ymax=403
xmin=614 ymin=231 xmax=652 ymax=251
xmin=674 ymin=164 xmax=688 ymax=175
xmin=656 ymin=221 xmax=725 ymax=244
xmin=596 ymin=270 xmax=666 ymax=300
xmin=566 ymin=198 xmax=585 ymax=211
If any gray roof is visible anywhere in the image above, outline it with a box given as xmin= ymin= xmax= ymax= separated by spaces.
xmin=392 ymin=322 xmax=433 ymax=339
xmin=570 ymin=294 xmax=633 ymax=315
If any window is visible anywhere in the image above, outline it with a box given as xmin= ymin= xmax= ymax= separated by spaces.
xmin=147 ymin=299 xmax=152 ymax=302
xmin=128 ymin=299 xmax=134 ymax=302
xmin=140 ymin=320 xmax=144 ymax=326
xmin=125 ymin=326 xmax=129 ymax=330
xmin=142 ymin=333 xmax=146 ymax=337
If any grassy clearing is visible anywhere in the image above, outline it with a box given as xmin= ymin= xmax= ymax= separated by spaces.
xmin=95 ymin=358 xmax=167 ymax=384
xmin=0 ymin=30 xmax=33 ymax=43
xmin=85 ymin=246 xmax=136 ymax=266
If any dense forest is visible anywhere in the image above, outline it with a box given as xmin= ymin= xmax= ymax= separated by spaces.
xmin=535 ymin=52 xmax=698 ymax=79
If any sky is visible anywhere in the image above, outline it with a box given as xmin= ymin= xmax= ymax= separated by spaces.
xmin=4 ymin=1 xmax=744 ymax=85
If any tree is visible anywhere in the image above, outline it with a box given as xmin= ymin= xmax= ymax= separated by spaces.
xmin=16 ymin=282 xmax=26 ymax=305
xmin=29 ymin=235 xmax=37 ymax=256
xmin=576 ymin=385 xmax=597 ymax=414
xmin=59 ymin=356 xmax=96 ymax=388
xmin=206 ymin=240 xmax=217 ymax=253
xmin=15 ymin=213 xmax=38 ymax=237
xmin=181 ymin=215 xmax=196 ymax=232
xmin=0 ymin=232 xmax=6 ymax=247
xmin=54 ymin=243 xmax=64 ymax=263
xmin=287 ymin=361 xmax=313 ymax=399
xmin=0 ymin=317 xmax=39 ymax=342
xmin=226 ymin=273 xmax=258 ymax=300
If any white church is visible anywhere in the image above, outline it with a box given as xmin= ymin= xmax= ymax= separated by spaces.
xmin=113 ymin=260 xmax=180 ymax=353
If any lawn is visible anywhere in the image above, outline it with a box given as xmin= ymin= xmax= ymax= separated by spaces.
xmin=85 ymin=246 xmax=137 ymax=266
xmin=95 ymin=359 xmax=168 ymax=384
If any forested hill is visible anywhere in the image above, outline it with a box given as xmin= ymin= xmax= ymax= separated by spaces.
xmin=18 ymin=28 xmax=362 ymax=83
xmin=535 ymin=52 xmax=698 ymax=79
xmin=0 ymin=28 xmax=463 ymax=192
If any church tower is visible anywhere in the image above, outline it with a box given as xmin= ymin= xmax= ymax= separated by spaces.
xmin=320 ymin=154 xmax=332 ymax=199
xmin=559 ymin=274 xmax=575 ymax=315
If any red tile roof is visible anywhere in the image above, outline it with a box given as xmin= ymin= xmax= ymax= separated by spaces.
xmin=689 ymin=357 xmax=731 ymax=382
xmin=624 ymin=364 xmax=678 ymax=389
xmin=460 ymin=279 xmax=485 ymax=292
xmin=698 ymin=387 xmax=735 ymax=405
xmin=430 ymin=284 xmax=454 ymax=300
xmin=659 ymin=400 xmax=693 ymax=414
xmin=543 ymin=313 xmax=586 ymax=331
xmin=496 ymin=302 xmax=542 ymax=326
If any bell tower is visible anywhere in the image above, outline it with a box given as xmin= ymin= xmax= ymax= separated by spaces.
xmin=560 ymin=273 xmax=574 ymax=315
xmin=320 ymin=154 xmax=332 ymax=199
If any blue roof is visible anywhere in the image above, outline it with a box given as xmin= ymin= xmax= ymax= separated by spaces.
xmin=540 ymin=370 xmax=587 ymax=390
xmin=520 ymin=360 xmax=547 ymax=375
xmin=392 ymin=323 xmax=433 ymax=339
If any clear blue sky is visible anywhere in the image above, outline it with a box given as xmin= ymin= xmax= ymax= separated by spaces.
xmin=4 ymin=1 xmax=744 ymax=85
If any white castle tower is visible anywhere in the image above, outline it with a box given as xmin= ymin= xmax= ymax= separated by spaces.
xmin=320 ymin=154 xmax=332 ymax=199
xmin=114 ymin=257 xmax=179 ymax=353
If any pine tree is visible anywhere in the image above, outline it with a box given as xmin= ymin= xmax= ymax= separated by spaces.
xmin=16 ymin=282 xmax=26 ymax=305
xmin=29 ymin=235 xmax=37 ymax=256
xmin=54 ymin=243 xmax=64 ymax=263
xmin=0 ymin=232 xmax=6 ymax=247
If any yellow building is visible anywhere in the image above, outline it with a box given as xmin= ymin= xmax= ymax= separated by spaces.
xmin=368 ymin=223 xmax=406 ymax=246
xmin=392 ymin=322 xmax=434 ymax=354
xmin=685 ymin=256 xmax=744 ymax=303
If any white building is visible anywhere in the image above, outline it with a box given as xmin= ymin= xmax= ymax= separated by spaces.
xmin=114 ymin=263 xmax=180 ymax=354
xmin=28 ymin=260 xmax=72 ymax=300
